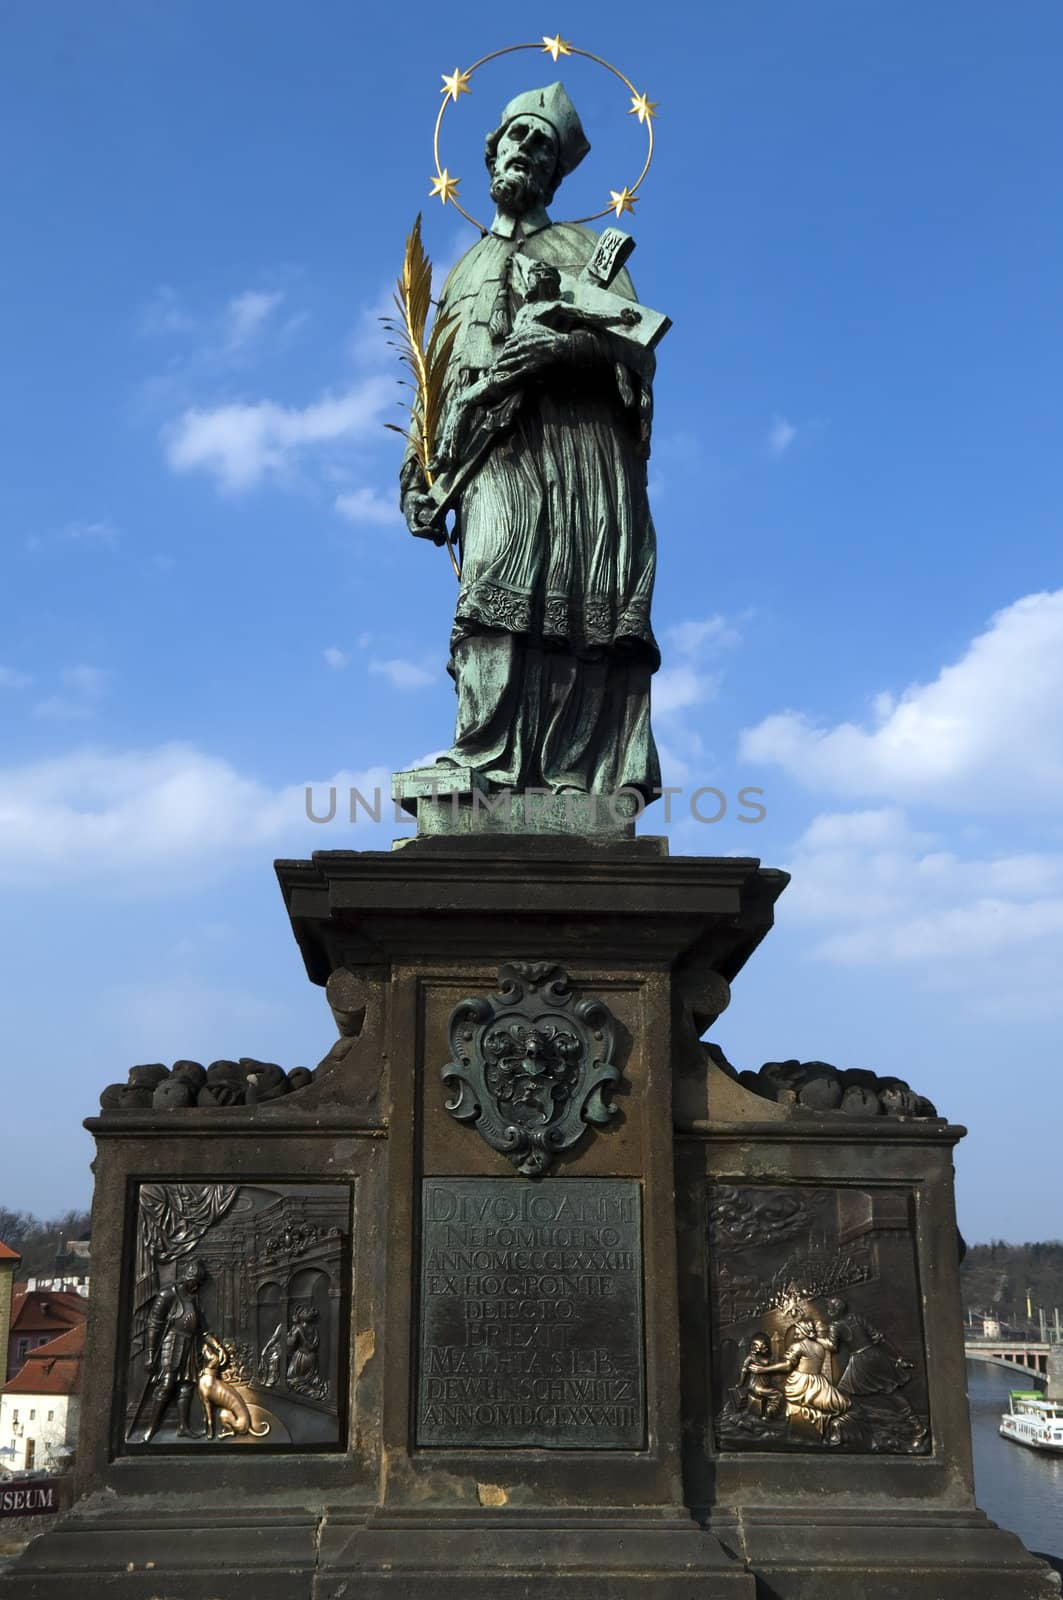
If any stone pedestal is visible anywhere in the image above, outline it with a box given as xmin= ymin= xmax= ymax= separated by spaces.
xmin=5 ymin=839 xmax=1058 ymax=1597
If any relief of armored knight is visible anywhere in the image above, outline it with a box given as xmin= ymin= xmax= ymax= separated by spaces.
xmin=124 ymin=1182 xmax=349 ymax=1449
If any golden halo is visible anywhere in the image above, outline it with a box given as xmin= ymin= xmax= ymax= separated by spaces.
xmin=431 ymin=34 xmax=658 ymax=233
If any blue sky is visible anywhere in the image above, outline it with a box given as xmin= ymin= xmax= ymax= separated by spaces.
xmin=1 ymin=3 xmax=1061 ymax=1241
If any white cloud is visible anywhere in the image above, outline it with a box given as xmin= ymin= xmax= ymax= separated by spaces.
xmin=741 ymin=588 xmax=1063 ymax=813
xmin=335 ymin=487 xmax=399 ymax=526
xmin=0 ymin=666 xmax=32 ymax=690
xmin=653 ymin=663 xmax=720 ymax=717
xmin=654 ymin=612 xmax=741 ymax=721
xmin=737 ymin=590 xmax=1063 ymax=1014
xmin=164 ymin=377 xmax=394 ymax=492
xmin=0 ymin=745 xmax=394 ymax=886
xmin=405 ymin=745 xmax=448 ymax=769
xmin=139 ymin=284 xmax=196 ymax=336
xmin=225 ymin=289 xmax=284 ymax=349
xmin=665 ymin=616 xmax=740 ymax=656
xmin=775 ymin=805 xmax=1063 ymax=1015
xmin=369 ymin=657 xmax=436 ymax=690
xmin=141 ymin=283 xmax=288 ymax=354
xmin=323 ymin=647 xmax=348 ymax=670
xmin=767 ymin=415 xmax=797 ymax=456
xmin=35 ymin=665 xmax=111 ymax=720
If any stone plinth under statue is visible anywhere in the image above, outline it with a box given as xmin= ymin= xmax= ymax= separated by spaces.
xmin=5 ymin=834 xmax=1059 ymax=1598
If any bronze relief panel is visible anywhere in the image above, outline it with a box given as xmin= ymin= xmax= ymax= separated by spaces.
xmin=708 ymin=1183 xmax=930 ymax=1454
xmin=121 ymin=1181 xmax=351 ymax=1450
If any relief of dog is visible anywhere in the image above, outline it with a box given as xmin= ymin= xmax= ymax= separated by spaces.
xmin=197 ymin=1338 xmax=269 ymax=1439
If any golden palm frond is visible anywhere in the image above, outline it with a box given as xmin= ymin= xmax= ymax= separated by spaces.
xmin=381 ymin=214 xmax=458 ymax=489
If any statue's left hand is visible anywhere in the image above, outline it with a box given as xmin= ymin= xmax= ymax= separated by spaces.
xmin=489 ymin=321 xmax=576 ymax=388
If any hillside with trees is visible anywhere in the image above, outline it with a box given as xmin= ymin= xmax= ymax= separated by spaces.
xmin=961 ymin=1240 xmax=1063 ymax=1335
xmin=0 ymin=1207 xmax=91 ymax=1279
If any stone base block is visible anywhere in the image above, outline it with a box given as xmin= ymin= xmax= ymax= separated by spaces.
xmin=10 ymin=1505 xmax=1058 ymax=1598
xmin=317 ymin=1507 xmax=755 ymax=1598
xmin=391 ymin=766 xmax=638 ymax=839
xmin=711 ymin=1506 xmax=1062 ymax=1599
xmin=4 ymin=1508 xmax=753 ymax=1599
xmin=1 ymin=1507 xmax=320 ymax=1599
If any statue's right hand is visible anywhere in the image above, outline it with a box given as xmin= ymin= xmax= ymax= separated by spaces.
xmin=402 ymin=489 xmax=447 ymax=546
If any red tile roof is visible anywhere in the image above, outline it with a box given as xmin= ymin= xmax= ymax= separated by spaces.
xmin=9 ymin=1290 xmax=87 ymax=1337
xmin=0 ymin=1242 xmax=20 ymax=1263
xmin=3 ymin=1322 xmax=85 ymax=1396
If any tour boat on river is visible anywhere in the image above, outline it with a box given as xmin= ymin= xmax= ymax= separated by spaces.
xmin=999 ymin=1390 xmax=1063 ymax=1453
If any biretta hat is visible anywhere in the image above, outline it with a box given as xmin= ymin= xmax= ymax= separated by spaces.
xmin=495 ymin=81 xmax=590 ymax=178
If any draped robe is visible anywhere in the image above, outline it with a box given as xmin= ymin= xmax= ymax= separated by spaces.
xmin=425 ymin=216 xmax=661 ymax=800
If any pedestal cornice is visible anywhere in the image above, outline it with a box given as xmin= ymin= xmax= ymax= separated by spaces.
xmin=275 ymin=844 xmax=789 ymax=984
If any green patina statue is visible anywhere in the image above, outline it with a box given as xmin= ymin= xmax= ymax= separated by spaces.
xmin=400 ymin=82 xmax=669 ymax=804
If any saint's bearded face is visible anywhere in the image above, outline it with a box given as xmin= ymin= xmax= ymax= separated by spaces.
xmin=489 ymin=115 xmax=560 ymax=216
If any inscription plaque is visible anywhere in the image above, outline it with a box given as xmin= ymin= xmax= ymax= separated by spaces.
xmin=418 ymin=1177 xmax=645 ymax=1449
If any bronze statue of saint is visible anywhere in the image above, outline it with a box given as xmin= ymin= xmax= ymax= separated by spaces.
xmin=401 ymin=82 xmax=661 ymax=801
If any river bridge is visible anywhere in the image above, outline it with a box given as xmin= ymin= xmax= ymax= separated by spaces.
xmin=964 ymin=1336 xmax=1051 ymax=1380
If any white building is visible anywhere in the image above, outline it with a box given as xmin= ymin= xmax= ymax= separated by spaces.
xmin=25 ymin=1235 xmax=91 ymax=1299
xmin=0 ymin=1322 xmax=84 ymax=1475
xmin=23 ymin=1274 xmax=89 ymax=1297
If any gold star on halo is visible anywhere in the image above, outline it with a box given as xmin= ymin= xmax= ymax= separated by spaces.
xmin=609 ymin=186 xmax=637 ymax=218
xmin=541 ymin=33 xmax=573 ymax=62
xmin=628 ymin=90 xmax=659 ymax=125
xmin=440 ymin=66 xmax=472 ymax=103
xmin=429 ymin=168 xmax=461 ymax=205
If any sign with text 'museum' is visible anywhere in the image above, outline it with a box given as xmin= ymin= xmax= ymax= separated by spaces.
xmin=0 ymin=1481 xmax=61 ymax=1517
xmin=418 ymin=1177 xmax=645 ymax=1449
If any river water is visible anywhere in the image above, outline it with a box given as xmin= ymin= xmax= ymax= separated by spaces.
xmin=967 ymin=1360 xmax=1062 ymax=1559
